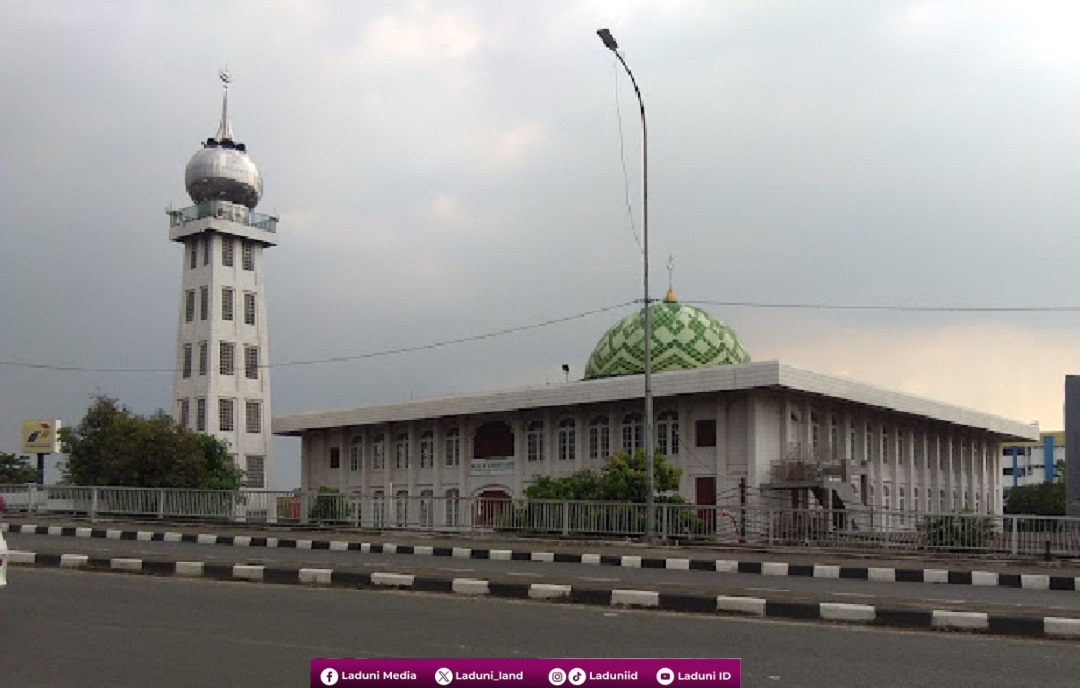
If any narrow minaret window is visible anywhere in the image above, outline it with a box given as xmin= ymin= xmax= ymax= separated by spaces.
xmin=221 ymin=287 xmax=234 ymax=321
xmin=245 ymin=401 xmax=262 ymax=433
xmin=220 ymin=342 xmax=235 ymax=375
xmin=168 ymin=68 xmax=278 ymax=490
xmin=218 ymin=398 xmax=235 ymax=432
xmin=222 ymin=237 xmax=234 ymax=266
xmin=244 ymin=345 xmax=259 ymax=379
xmin=244 ymin=292 xmax=256 ymax=325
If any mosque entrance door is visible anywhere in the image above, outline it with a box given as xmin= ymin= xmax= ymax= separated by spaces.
xmin=695 ymin=477 xmax=717 ymax=531
xmin=475 ymin=488 xmax=511 ymax=526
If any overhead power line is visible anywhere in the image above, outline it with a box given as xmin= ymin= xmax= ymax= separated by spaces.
xmin=2 ymin=297 xmax=1078 ymax=376
xmin=0 ymin=300 xmax=638 ymax=374
xmin=688 ymin=300 xmax=1080 ymax=313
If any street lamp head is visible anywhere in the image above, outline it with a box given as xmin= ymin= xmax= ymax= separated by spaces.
xmin=597 ymin=28 xmax=619 ymax=51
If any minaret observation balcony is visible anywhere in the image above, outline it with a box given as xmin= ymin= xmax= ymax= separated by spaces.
xmin=167 ymin=199 xmax=279 ymax=246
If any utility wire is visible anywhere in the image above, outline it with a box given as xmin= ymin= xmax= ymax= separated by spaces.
xmin=688 ymin=300 xmax=1080 ymax=313
xmin=271 ymin=300 xmax=638 ymax=369
xmin=0 ymin=300 xmax=638 ymax=374
xmin=2 ymin=298 xmax=1078 ymax=375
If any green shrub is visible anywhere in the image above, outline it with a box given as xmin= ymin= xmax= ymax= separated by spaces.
xmin=308 ymin=486 xmax=355 ymax=522
xmin=917 ymin=511 xmax=995 ymax=552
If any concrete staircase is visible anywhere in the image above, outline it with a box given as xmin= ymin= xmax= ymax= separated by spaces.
xmin=811 ymin=478 xmax=872 ymax=531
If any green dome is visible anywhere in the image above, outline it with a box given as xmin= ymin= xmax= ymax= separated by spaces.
xmin=584 ymin=298 xmax=750 ymax=380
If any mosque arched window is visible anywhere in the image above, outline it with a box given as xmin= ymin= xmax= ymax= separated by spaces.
xmin=395 ymin=433 xmax=409 ymax=469
xmin=527 ymin=421 xmax=545 ymax=463
xmin=657 ymin=411 xmax=679 ymax=456
xmin=420 ymin=489 xmax=434 ymax=528
xmin=445 ymin=488 xmax=460 ymax=527
xmin=589 ymin=416 xmax=610 ymax=461
xmin=622 ymin=413 xmax=642 ymax=453
xmin=372 ymin=490 xmax=385 ymax=528
xmin=420 ymin=431 xmax=434 ymax=468
xmin=445 ymin=428 xmax=460 ymax=467
xmin=349 ymin=435 xmax=362 ymax=472
xmin=371 ymin=434 xmax=386 ymax=471
xmin=557 ymin=418 xmax=576 ymax=462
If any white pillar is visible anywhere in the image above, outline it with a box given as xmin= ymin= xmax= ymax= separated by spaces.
xmin=872 ymin=418 xmax=884 ymax=510
xmin=514 ymin=416 xmax=527 ymax=495
xmin=906 ymin=427 xmax=916 ymax=513
xmin=947 ymin=434 xmax=956 ymax=511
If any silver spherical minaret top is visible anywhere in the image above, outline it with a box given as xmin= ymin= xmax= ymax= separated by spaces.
xmin=184 ymin=70 xmax=263 ymax=209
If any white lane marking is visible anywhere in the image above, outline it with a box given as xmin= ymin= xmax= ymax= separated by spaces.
xmin=507 ymin=572 xmax=543 ymax=578
xmin=745 ymin=587 xmax=789 ymax=593
xmin=580 ymin=576 xmax=619 ymax=582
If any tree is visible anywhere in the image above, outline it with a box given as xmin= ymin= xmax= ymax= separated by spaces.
xmin=60 ymin=395 xmax=244 ymax=490
xmin=1003 ymin=482 xmax=1065 ymax=517
xmin=0 ymin=452 xmax=39 ymax=484
xmin=1054 ymin=459 xmax=1066 ymax=484
xmin=525 ymin=449 xmax=682 ymax=502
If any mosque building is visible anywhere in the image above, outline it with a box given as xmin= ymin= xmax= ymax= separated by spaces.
xmin=272 ymin=282 xmax=1038 ymax=523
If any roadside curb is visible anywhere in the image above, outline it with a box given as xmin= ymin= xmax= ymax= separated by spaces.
xmin=4 ymin=521 xmax=1078 ymax=592
xmin=9 ymin=549 xmax=1080 ymax=641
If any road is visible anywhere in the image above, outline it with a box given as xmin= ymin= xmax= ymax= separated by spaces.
xmin=8 ymin=531 xmax=1080 ymax=617
xmin=2 ymin=567 xmax=1078 ymax=688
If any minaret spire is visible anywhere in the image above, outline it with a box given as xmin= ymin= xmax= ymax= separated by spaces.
xmin=216 ymin=66 xmax=234 ymax=142
xmin=664 ymin=253 xmax=677 ymax=303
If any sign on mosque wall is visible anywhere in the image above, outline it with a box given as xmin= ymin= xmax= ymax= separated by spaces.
xmin=470 ymin=458 xmax=515 ymax=476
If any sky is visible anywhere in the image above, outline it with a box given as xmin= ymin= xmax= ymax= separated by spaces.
xmin=4 ymin=0 xmax=1080 ymax=490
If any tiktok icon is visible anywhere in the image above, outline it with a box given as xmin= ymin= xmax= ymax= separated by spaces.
xmin=321 ymin=668 xmax=340 ymax=686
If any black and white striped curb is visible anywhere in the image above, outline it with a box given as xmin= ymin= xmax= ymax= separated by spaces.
xmin=8 ymin=549 xmax=1080 ymax=640
xmin=4 ymin=521 xmax=1079 ymax=592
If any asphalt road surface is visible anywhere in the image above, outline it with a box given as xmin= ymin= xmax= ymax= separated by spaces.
xmin=8 ymin=531 xmax=1080 ymax=617
xmin=3 ymin=568 xmax=1078 ymax=688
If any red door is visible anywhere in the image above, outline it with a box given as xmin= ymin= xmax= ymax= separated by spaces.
xmin=475 ymin=489 xmax=511 ymax=526
xmin=695 ymin=477 xmax=717 ymax=531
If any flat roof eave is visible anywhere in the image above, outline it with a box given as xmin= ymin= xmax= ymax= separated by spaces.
xmin=270 ymin=361 xmax=1040 ymax=441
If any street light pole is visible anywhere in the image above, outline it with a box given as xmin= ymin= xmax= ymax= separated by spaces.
xmin=597 ymin=28 xmax=655 ymax=540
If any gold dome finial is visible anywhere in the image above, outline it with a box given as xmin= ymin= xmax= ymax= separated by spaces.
xmin=664 ymin=254 xmax=677 ymax=302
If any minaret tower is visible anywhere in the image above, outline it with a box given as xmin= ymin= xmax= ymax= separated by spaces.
xmin=167 ymin=69 xmax=278 ymax=490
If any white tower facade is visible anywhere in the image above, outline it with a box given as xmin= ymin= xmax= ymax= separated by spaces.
xmin=168 ymin=72 xmax=278 ymax=490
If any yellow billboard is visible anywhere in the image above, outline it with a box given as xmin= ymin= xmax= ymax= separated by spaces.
xmin=21 ymin=419 xmax=61 ymax=454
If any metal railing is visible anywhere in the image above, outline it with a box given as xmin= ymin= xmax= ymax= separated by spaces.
xmin=168 ymin=201 xmax=278 ymax=233
xmin=2 ymin=484 xmax=1078 ymax=559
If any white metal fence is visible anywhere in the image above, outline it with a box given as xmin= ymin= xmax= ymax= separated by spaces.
xmin=2 ymin=484 xmax=1078 ymax=558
